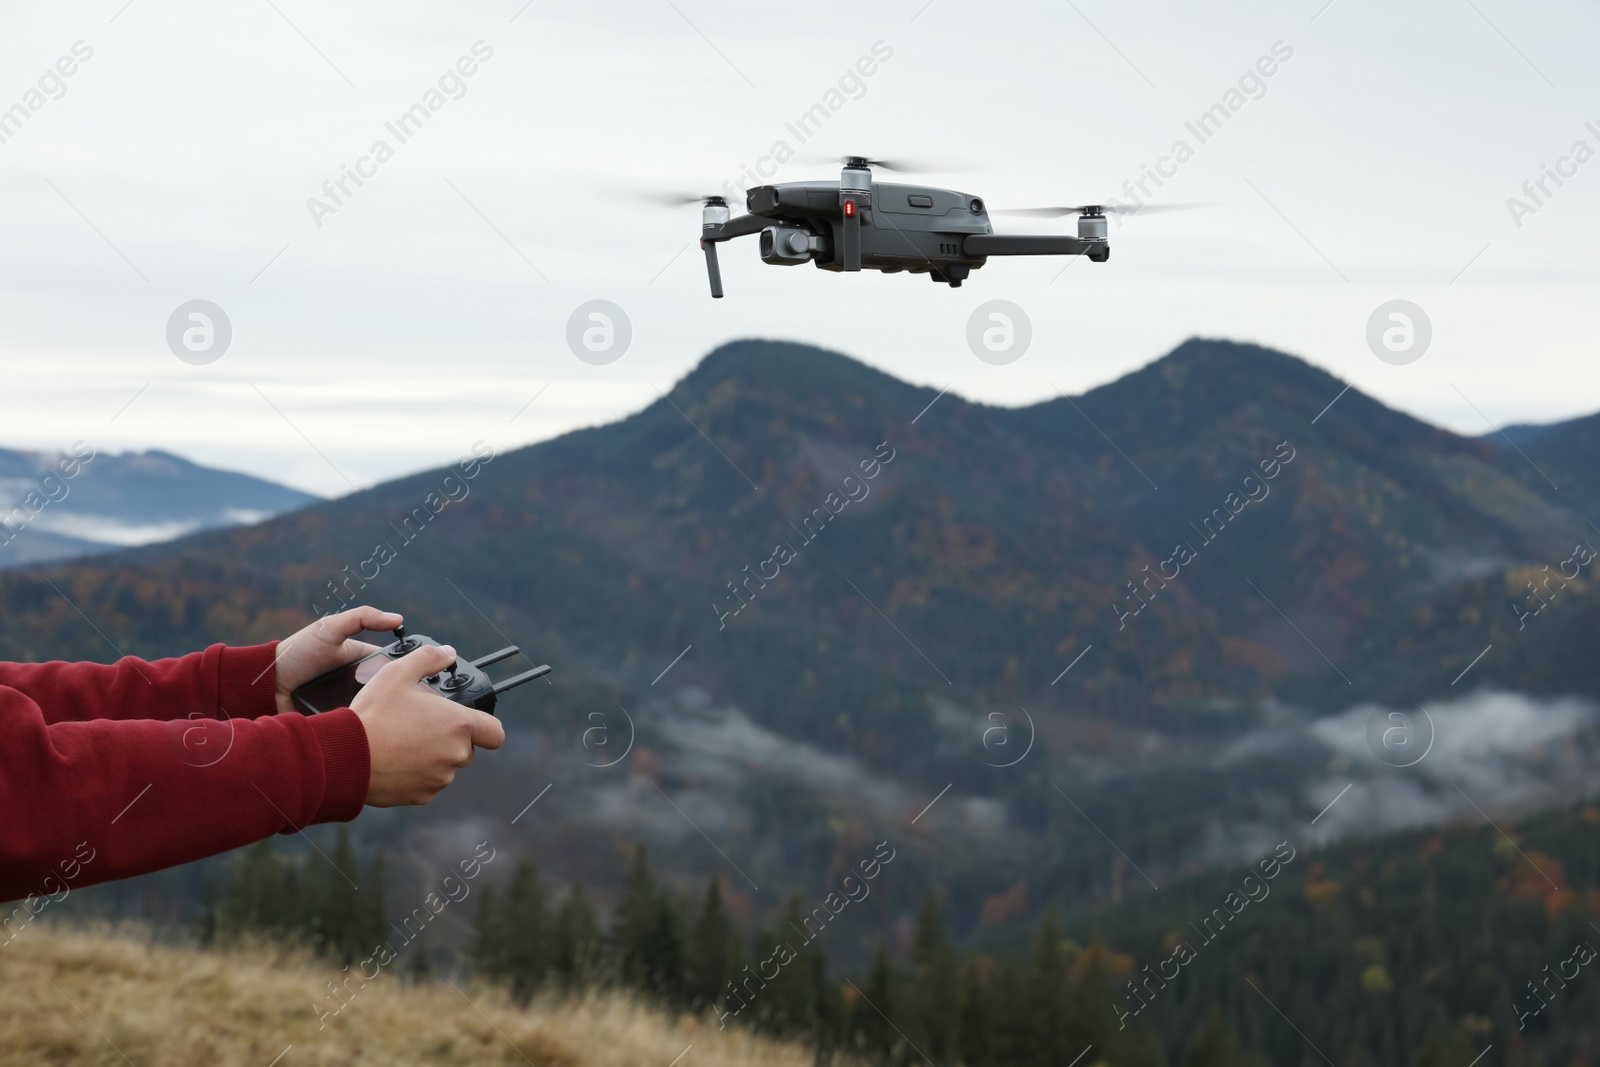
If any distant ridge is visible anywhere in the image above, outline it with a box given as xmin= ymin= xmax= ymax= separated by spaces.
xmin=0 ymin=446 xmax=318 ymax=568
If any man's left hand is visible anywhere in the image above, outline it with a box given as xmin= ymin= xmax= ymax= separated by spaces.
xmin=273 ymin=606 xmax=403 ymax=716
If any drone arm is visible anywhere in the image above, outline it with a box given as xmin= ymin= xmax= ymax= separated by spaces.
xmin=962 ymin=234 xmax=1107 ymax=257
xmin=698 ymin=213 xmax=772 ymax=298
xmin=702 ymin=213 xmax=773 ymax=241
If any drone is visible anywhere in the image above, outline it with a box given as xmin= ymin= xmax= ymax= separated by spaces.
xmin=684 ymin=156 xmax=1177 ymax=298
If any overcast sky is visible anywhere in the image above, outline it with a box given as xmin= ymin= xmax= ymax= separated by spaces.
xmin=1 ymin=0 xmax=1595 ymax=496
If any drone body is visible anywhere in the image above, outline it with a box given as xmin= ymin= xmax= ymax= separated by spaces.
xmin=696 ymin=157 xmax=1111 ymax=298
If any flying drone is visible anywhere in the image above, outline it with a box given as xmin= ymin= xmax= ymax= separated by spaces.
xmin=680 ymin=156 xmax=1183 ymax=298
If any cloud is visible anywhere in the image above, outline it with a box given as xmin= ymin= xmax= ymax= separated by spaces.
xmin=1302 ymin=691 xmax=1597 ymax=841
xmin=654 ymin=705 xmax=909 ymax=815
xmin=1190 ymin=692 xmax=1600 ymax=865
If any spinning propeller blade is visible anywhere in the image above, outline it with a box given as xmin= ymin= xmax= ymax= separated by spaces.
xmin=629 ymin=190 xmax=732 ymax=207
xmin=995 ymin=202 xmax=1207 ymax=218
xmin=796 ymin=152 xmax=968 ymax=175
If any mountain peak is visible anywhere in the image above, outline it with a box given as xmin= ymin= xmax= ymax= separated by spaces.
xmin=678 ymin=338 xmax=923 ymax=404
xmin=680 ymin=336 xmax=1349 ymax=421
xmin=1130 ymin=336 xmax=1345 ymax=399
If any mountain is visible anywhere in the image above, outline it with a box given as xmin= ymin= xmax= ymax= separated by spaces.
xmin=1476 ymin=410 xmax=1600 ymax=519
xmin=0 ymin=447 xmax=318 ymax=568
xmin=1492 ymin=422 xmax=1557 ymax=446
xmin=1512 ymin=411 xmax=1600 ymax=520
xmin=9 ymin=337 xmax=1600 ymax=958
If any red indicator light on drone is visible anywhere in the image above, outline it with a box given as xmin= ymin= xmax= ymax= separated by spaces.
xmin=844 ymin=200 xmax=856 ymax=217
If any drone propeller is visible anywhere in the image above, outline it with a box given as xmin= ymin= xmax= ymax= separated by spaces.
xmin=626 ymin=189 xmax=732 ymax=296
xmin=844 ymin=155 xmax=914 ymax=173
xmin=643 ymin=192 xmax=728 ymax=207
xmin=795 ymin=152 xmax=967 ymax=174
xmin=995 ymin=202 xmax=1206 ymax=218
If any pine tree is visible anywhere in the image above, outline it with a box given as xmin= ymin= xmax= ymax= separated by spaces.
xmin=473 ymin=884 xmax=508 ymax=980
xmin=687 ymin=878 xmax=736 ymax=1011
xmin=550 ymin=882 xmax=602 ymax=989
xmin=987 ymin=960 xmax=1030 ymax=1067
xmin=219 ymin=839 xmax=286 ymax=942
xmin=1068 ymin=943 xmax=1164 ymax=1067
xmin=647 ymin=881 xmax=688 ymax=1005
xmin=504 ymin=859 xmax=549 ymax=1002
xmin=612 ymin=846 xmax=686 ymax=1004
xmin=1028 ymin=912 xmax=1069 ymax=1067
xmin=848 ymin=945 xmax=901 ymax=1064
xmin=278 ymin=860 xmax=303 ymax=940
xmin=752 ymin=923 xmax=814 ymax=1038
xmin=957 ymin=958 xmax=993 ymax=1067
xmin=1413 ymin=1021 xmax=1449 ymax=1067
xmin=810 ymin=950 xmax=844 ymax=1066
xmin=724 ymin=927 xmax=747 ymax=1022
xmin=199 ymin=875 xmax=218 ymax=948
xmin=365 ymin=848 xmax=388 ymax=960
xmin=614 ymin=845 xmax=658 ymax=991
xmin=1184 ymin=1009 xmax=1242 ymax=1067
xmin=1413 ymin=1018 xmax=1480 ymax=1067
xmin=907 ymin=894 xmax=960 ymax=1064
xmin=320 ymin=827 xmax=367 ymax=965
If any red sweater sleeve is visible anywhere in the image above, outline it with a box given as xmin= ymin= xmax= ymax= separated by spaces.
xmin=0 ymin=642 xmax=281 ymax=725
xmin=0 ymin=650 xmax=370 ymax=901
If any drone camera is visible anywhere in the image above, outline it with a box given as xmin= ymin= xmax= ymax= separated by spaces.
xmin=760 ymin=225 xmax=818 ymax=266
xmin=1078 ymin=213 xmax=1108 ymax=241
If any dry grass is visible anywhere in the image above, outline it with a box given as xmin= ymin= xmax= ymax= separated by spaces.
xmin=0 ymin=924 xmax=829 ymax=1067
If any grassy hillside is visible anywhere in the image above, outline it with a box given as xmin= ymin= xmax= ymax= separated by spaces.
xmin=0 ymin=924 xmax=829 ymax=1067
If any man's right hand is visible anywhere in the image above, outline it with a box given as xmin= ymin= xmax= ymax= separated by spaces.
xmin=349 ymin=644 xmax=506 ymax=807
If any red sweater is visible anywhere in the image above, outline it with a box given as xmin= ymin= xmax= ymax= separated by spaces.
xmin=0 ymin=643 xmax=370 ymax=901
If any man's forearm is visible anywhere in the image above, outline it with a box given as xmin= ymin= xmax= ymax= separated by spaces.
xmin=0 ymin=688 xmax=368 ymax=901
xmin=0 ymin=643 xmax=280 ymax=726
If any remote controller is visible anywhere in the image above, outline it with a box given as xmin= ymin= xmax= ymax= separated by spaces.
xmin=291 ymin=625 xmax=552 ymax=716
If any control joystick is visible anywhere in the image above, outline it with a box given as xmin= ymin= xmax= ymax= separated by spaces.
xmin=390 ymin=625 xmax=420 ymax=655
xmin=291 ymin=621 xmax=553 ymax=716
xmin=439 ymin=663 xmax=471 ymax=692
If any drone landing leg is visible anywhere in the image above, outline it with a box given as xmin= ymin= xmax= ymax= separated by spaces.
xmin=701 ymin=240 xmax=724 ymax=298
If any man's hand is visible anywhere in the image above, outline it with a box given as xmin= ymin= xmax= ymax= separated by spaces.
xmin=273 ymin=606 xmax=403 ymax=717
xmin=350 ymin=643 xmax=505 ymax=807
